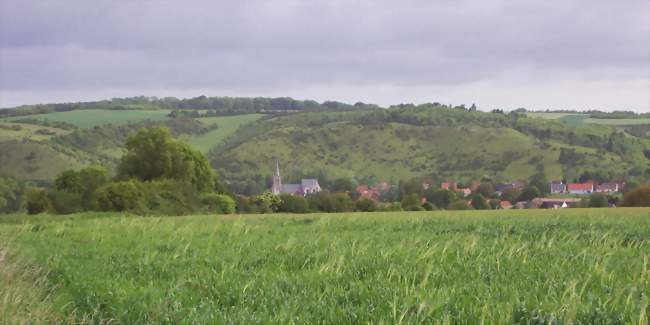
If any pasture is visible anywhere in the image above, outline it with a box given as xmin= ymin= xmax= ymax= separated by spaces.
xmin=3 ymin=109 xmax=171 ymax=128
xmin=1 ymin=209 xmax=648 ymax=324
xmin=187 ymin=114 xmax=264 ymax=152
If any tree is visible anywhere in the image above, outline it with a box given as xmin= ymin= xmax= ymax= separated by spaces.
xmin=202 ymin=194 xmax=236 ymax=214
xmin=278 ymin=194 xmax=309 ymax=213
xmin=0 ymin=176 xmax=25 ymax=213
xmin=424 ymin=188 xmax=456 ymax=209
xmin=518 ymin=186 xmax=541 ymax=202
xmin=96 ymin=180 xmax=146 ymax=213
xmin=500 ymin=188 xmax=521 ymax=203
xmin=251 ymin=191 xmax=282 ymax=213
xmin=307 ymin=192 xmax=355 ymax=212
xmin=26 ymin=188 xmax=50 ymax=214
xmin=401 ymin=194 xmax=423 ymax=211
xmin=476 ymin=183 xmax=496 ymax=198
xmin=448 ymin=200 xmax=472 ymax=210
xmin=589 ymin=193 xmax=609 ymax=208
xmin=622 ymin=184 xmax=650 ymax=207
xmin=53 ymin=165 xmax=108 ymax=210
xmin=117 ymin=127 xmax=219 ymax=193
xmin=355 ymin=198 xmax=377 ymax=212
xmin=528 ymin=172 xmax=550 ymax=195
xmin=470 ymin=193 xmax=489 ymax=210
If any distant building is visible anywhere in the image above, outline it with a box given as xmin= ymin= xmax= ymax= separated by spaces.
xmin=441 ymin=182 xmax=457 ymax=191
xmin=533 ymin=198 xmax=581 ymax=209
xmin=550 ymin=181 xmax=566 ymax=194
xmin=499 ymin=201 xmax=513 ymax=209
xmin=595 ymin=183 xmax=619 ymax=193
xmin=495 ymin=181 xmax=525 ymax=194
xmin=567 ymin=182 xmax=594 ymax=194
xmin=271 ymin=161 xmax=321 ymax=196
xmin=456 ymin=188 xmax=472 ymax=197
xmin=356 ymin=185 xmax=380 ymax=201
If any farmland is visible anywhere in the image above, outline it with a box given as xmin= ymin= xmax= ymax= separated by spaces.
xmin=3 ymin=109 xmax=171 ymax=128
xmin=186 ymin=114 xmax=265 ymax=152
xmin=1 ymin=209 xmax=648 ymax=323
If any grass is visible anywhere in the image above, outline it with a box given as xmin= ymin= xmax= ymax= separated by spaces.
xmin=1 ymin=209 xmax=648 ymax=323
xmin=186 ymin=114 xmax=264 ymax=152
xmin=584 ymin=118 xmax=650 ymax=126
xmin=3 ymin=109 xmax=171 ymax=128
xmin=0 ymin=122 xmax=71 ymax=142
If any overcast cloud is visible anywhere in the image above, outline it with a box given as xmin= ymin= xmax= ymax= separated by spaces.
xmin=0 ymin=0 xmax=648 ymax=111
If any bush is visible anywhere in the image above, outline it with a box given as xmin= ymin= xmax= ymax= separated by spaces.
xmin=25 ymin=188 xmax=50 ymax=214
xmin=422 ymin=202 xmax=437 ymax=211
xmin=355 ymin=198 xmax=377 ymax=212
xmin=96 ymin=180 xmax=146 ymax=213
xmin=278 ymin=194 xmax=309 ymax=213
xmin=401 ymin=193 xmax=422 ymax=211
xmin=448 ymin=200 xmax=473 ymax=210
xmin=202 ymin=193 xmax=236 ymax=214
xmin=622 ymin=184 xmax=650 ymax=207
xmin=589 ymin=193 xmax=609 ymax=208
xmin=0 ymin=176 xmax=25 ymax=213
xmin=307 ymin=192 xmax=355 ymax=213
xmin=48 ymin=190 xmax=83 ymax=214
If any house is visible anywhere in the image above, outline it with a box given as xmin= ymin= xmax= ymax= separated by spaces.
xmin=495 ymin=181 xmax=525 ymax=194
xmin=422 ymin=179 xmax=435 ymax=190
xmin=441 ymin=182 xmax=457 ymax=191
xmin=595 ymin=183 xmax=619 ymax=193
xmin=567 ymin=182 xmax=594 ymax=194
xmin=499 ymin=201 xmax=513 ymax=209
xmin=456 ymin=188 xmax=472 ymax=197
xmin=550 ymin=181 xmax=566 ymax=194
xmin=533 ymin=198 xmax=581 ymax=209
xmin=270 ymin=161 xmax=321 ymax=196
xmin=514 ymin=201 xmax=528 ymax=209
xmin=356 ymin=185 xmax=380 ymax=201
xmin=469 ymin=181 xmax=481 ymax=192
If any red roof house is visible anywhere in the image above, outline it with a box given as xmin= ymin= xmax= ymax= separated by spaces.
xmin=567 ymin=182 xmax=594 ymax=194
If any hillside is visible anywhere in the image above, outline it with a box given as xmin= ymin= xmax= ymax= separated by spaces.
xmin=1 ymin=100 xmax=649 ymax=193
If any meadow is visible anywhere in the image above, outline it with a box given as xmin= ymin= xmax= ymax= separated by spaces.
xmin=1 ymin=209 xmax=648 ymax=324
xmin=3 ymin=109 xmax=172 ymax=128
xmin=187 ymin=114 xmax=264 ymax=152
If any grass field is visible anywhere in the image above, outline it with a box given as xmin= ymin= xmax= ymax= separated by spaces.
xmin=0 ymin=122 xmax=71 ymax=142
xmin=1 ymin=209 xmax=648 ymax=323
xmin=584 ymin=118 xmax=650 ymax=126
xmin=186 ymin=114 xmax=264 ymax=152
xmin=3 ymin=109 xmax=171 ymax=128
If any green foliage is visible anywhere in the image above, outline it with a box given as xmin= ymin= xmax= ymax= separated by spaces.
xmin=400 ymin=193 xmax=423 ymax=211
xmin=424 ymin=188 xmax=457 ymax=209
xmin=307 ymin=192 xmax=355 ymax=213
xmin=470 ymin=193 xmax=490 ymax=210
xmin=251 ymin=191 xmax=282 ymax=214
xmin=500 ymin=188 xmax=522 ymax=203
xmin=0 ymin=177 xmax=25 ymax=213
xmin=25 ymin=188 xmax=50 ymax=214
xmin=528 ymin=172 xmax=550 ymax=195
xmin=118 ymin=126 xmax=218 ymax=193
xmin=201 ymin=193 xmax=236 ymax=214
xmin=519 ymin=186 xmax=541 ymax=202
xmin=95 ymin=180 xmax=146 ymax=213
xmin=622 ymin=184 xmax=650 ymax=207
xmin=355 ymin=198 xmax=377 ymax=212
xmin=447 ymin=200 xmax=472 ymax=210
xmin=589 ymin=193 xmax=609 ymax=208
xmin=278 ymin=194 xmax=309 ymax=213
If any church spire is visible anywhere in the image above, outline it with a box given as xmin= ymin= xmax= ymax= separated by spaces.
xmin=271 ymin=160 xmax=282 ymax=195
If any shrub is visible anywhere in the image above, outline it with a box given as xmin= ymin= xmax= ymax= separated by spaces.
xmin=202 ymin=193 xmax=236 ymax=214
xmin=400 ymin=194 xmax=422 ymax=211
xmin=278 ymin=194 xmax=309 ymax=213
xmin=48 ymin=190 xmax=83 ymax=214
xmin=25 ymin=188 xmax=50 ymax=215
xmin=96 ymin=180 xmax=146 ymax=213
xmin=589 ymin=193 xmax=609 ymax=208
xmin=448 ymin=200 xmax=473 ymax=210
xmin=0 ymin=176 xmax=25 ymax=213
xmin=307 ymin=192 xmax=355 ymax=213
xmin=355 ymin=198 xmax=377 ymax=212
xmin=622 ymin=184 xmax=650 ymax=207
xmin=145 ymin=180 xmax=201 ymax=215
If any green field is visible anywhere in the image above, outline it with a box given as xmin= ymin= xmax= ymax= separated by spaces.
xmin=0 ymin=122 xmax=71 ymax=142
xmin=584 ymin=118 xmax=650 ymax=126
xmin=1 ymin=209 xmax=648 ymax=323
xmin=186 ymin=114 xmax=264 ymax=152
xmin=3 ymin=109 xmax=171 ymax=128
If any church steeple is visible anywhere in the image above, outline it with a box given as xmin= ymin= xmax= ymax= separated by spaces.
xmin=271 ymin=160 xmax=282 ymax=195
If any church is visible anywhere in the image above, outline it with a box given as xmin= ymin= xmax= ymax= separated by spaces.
xmin=271 ymin=161 xmax=322 ymax=196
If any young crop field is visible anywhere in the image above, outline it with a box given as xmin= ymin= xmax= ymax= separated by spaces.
xmin=1 ymin=209 xmax=648 ymax=323
xmin=187 ymin=114 xmax=265 ymax=152
xmin=3 ymin=109 xmax=172 ymax=128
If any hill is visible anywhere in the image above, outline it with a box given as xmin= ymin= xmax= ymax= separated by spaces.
xmin=1 ymin=99 xmax=649 ymax=193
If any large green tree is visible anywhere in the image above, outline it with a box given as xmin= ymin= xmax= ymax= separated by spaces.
xmin=118 ymin=127 xmax=219 ymax=193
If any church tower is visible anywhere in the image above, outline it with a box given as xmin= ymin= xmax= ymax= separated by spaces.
xmin=271 ymin=160 xmax=282 ymax=195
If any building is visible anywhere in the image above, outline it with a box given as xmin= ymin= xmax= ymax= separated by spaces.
xmin=456 ymin=188 xmax=472 ymax=197
xmin=271 ymin=161 xmax=321 ymax=196
xmin=495 ymin=181 xmax=526 ymax=194
xmin=532 ymin=198 xmax=581 ymax=209
xmin=356 ymin=185 xmax=380 ymax=201
xmin=567 ymin=182 xmax=594 ymax=195
xmin=595 ymin=183 xmax=619 ymax=193
xmin=550 ymin=181 xmax=566 ymax=194
xmin=499 ymin=201 xmax=513 ymax=209
xmin=441 ymin=182 xmax=457 ymax=191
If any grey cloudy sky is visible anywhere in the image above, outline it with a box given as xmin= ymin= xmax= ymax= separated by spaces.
xmin=1 ymin=0 xmax=648 ymax=111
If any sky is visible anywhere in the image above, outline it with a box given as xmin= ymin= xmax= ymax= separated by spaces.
xmin=0 ymin=0 xmax=648 ymax=111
